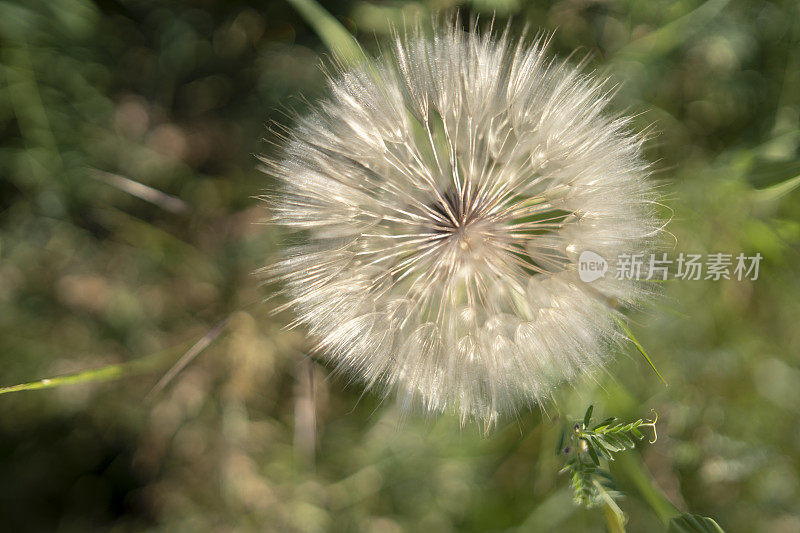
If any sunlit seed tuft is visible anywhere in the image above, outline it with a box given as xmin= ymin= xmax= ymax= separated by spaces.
xmin=261 ymin=21 xmax=662 ymax=425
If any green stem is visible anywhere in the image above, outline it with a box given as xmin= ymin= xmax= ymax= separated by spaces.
xmin=612 ymin=453 xmax=681 ymax=525
xmin=602 ymin=502 xmax=627 ymax=533
xmin=0 ymin=320 xmax=228 ymax=396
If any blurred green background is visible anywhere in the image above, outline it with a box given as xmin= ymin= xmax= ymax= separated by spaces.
xmin=1 ymin=0 xmax=799 ymax=531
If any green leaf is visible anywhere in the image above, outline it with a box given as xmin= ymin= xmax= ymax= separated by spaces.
xmin=668 ymin=513 xmax=725 ymax=533
xmin=599 ymin=434 xmax=626 ymax=454
xmin=587 ymin=442 xmax=601 ymax=466
xmin=753 ymin=173 xmax=800 ymax=202
xmin=746 ymin=158 xmax=800 ymax=189
xmin=583 ymin=404 xmax=594 ymax=428
xmin=593 ymin=417 xmax=617 ymax=431
xmin=616 ymin=432 xmax=636 ymax=449
xmin=602 ymin=502 xmax=627 ymax=533
xmin=591 ymin=436 xmax=613 ymax=460
xmin=556 ymin=427 xmax=566 ymax=455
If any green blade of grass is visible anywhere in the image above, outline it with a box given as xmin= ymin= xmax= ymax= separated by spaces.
xmin=615 ymin=0 xmax=732 ymax=60
xmin=614 ymin=316 xmax=668 ymax=387
xmin=0 ymin=350 xmax=169 ymax=395
xmin=753 ymin=173 xmax=800 ymax=202
xmin=613 ymin=453 xmax=681 ymax=525
xmin=1 ymin=363 xmax=132 ymax=394
xmin=286 ymin=0 xmax=365 ymax=65
xmin=0 ymin=320 xmax=228 ymax=396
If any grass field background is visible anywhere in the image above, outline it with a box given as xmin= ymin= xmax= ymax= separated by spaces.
xmin=1 ymin=0 xmax=799 ymax=531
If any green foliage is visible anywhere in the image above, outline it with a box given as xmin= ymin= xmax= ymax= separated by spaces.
xmin=559 ymin=405 xmax=658 ymax=512
xmin=668 ymin=513 xmax=726 ymax=533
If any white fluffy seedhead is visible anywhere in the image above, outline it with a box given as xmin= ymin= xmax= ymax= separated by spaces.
xmin=262 ymin=21 xmax=661 ymax=426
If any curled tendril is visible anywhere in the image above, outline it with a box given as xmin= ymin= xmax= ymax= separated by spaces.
xmin=642 ymin=409 xmax=659 ymax=444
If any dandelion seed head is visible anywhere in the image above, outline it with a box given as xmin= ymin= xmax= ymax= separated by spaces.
xmin=262 ymin=22 xmax=662 ymax=425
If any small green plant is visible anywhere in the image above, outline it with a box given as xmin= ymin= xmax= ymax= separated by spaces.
xmin=558 ymin=405 xmax=658 ymax=526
